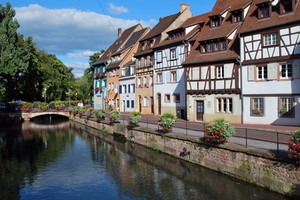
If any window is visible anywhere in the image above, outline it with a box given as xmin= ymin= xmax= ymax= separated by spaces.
xmin=132 ymin=84 xmax=135 ymax=93
xmin=170 ymin=49 xmax=176 ymax=60
xmin=170 ymin=71 xmax=177 ymax=82
xmin=216 ymin=65 xmax=224 ymax=79
xmin=157 ymin=73 xmax=163 ymax=83
xmin=131 ymin=100 xmax=134 ymax=108
xmin=280 ymin=0 xmax=294 ymax=14
xmin=278 ymin=97 xmax=294 ymax=117
xmin=128 ymin=84 xmax=131 ymax=93
xmin=250 ymin=98 xmax=264 ymax=116
xmin=216 ymin=98 xmax=233 ymax=113
xmin=264 ymin=33 xmax=278 ymax=46
xmin=143 ymin=97 xmax=149 ymax=107
xmin=257 ymin=65 xmax=268 ymax=80
xmin=123 ymin=85 xmax=127 ymax=93
xmin=137 ymin=77 xmax=141 ymax=87
xmin=208 ymin=43 xmax=213 ymax=52
xmin=211 ymin=16 xmax=221 ymax=27
xmin=157 ymin=51 xmax=162 ymax=63
xmin=215 ymin=42 xmax=220 ymax=51
xmin=258 ymin=4 xmax=270 ymax=18
xmin=174 ymin=93 xmax=180 ymax=103
xmin=280 ymin=63 xmax=293 ymax=79
xmin=232 ymin=11 xmax=243 ymax=23
xmin=221 ymin=41 xmax=227 ymax=51
xmin=127 ymin=100 xmax=130 ymax=108
xmin=165 ymin=94 xmax=171 ymax=103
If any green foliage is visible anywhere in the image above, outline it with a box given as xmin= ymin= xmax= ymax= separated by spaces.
xmin=158 ymin=113 xmax=177 ymax=130
xmin=21 ymin=101 xmax=33 ymax=111
xmin=101 ymin=125 xmax=110 ymax=137
xmin=79 ymin=107 xmax=85 ymax=118
xmin=128 ymin=112 xmax=141 ymax=127
xmin=288 ymin=129 xmax=300 ymax=160
xmin=95 ymin=109 xmax=106 ymax=122
xmin=205 ymin=118 xmax=235 ymax=144
xmin=109 ymin=110 xmax=120 ymax=123
xmin=87 ymin=107 xmax=94 ymax=118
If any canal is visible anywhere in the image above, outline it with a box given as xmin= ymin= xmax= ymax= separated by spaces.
xmin=0 ymin=118 xmax=293 ymax=200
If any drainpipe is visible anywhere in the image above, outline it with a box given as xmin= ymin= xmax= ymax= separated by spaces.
xmin=238 ymin=33 xmax=244 ymax=124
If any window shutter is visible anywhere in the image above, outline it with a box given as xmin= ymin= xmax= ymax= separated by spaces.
xmin=248 ymin=65 xmax=255 ymax=81
xmin=267 ymin=63 xmax=277 ymax=80
xmin=128 ymin=84 xmax=131 ymax=93
xmin=131 ymin=100 xmax=134 ymax=108
xmin=293 ymin=62 xmax=300 ymax=79
xmin=119 ymin=85 xmax=122 ymax=93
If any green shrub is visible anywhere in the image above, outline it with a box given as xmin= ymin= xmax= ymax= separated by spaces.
xmin=87 ymin=107 xmax=94 ymax=118
xmin=21 ymin=101 xmax=33 ymax=111
xmin=109 ymin=110 xmax=120 ymax=124
xmin=158 ymin=113 xmax=177 ymax=130
xmin=79 ymin=107 xmax=85 ymax=118
xmin=95 ymin=109 xmax=106 ymax=122
xmin=128 ymin=112 xmax=141 ymax=127
xmin=204 ymin=118 xmax=235 ymax=144
xmin=288 ymin=129 xmax=300 ymax=160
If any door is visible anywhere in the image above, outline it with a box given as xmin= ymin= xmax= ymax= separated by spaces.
xmin=151 ymin=97 xmax=154 ymax=114
xmin=157 ymin=93 xmax=161 ymax=115
xmin=196 ymin=101 xmax=204 ymax=121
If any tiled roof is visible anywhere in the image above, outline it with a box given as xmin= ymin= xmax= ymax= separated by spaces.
xmin=141 ymin=13 xmax=181 ymax=41
xmin=113 ymin=28 xmax=149 ymax=56
xmin=106 ymin=60 xmax=121 ymax=70
xmin=180 ymin=12 xmax=210 ymax=28
xmin=93 ymin=24 xmax=142 ymax=65
xmin=184 ymin=0 xmax=251 ymax=65
xmin=239 ymin=0 xmax=300 ymax=34
xmin=229 ymin=0 xmax=252 ymax=12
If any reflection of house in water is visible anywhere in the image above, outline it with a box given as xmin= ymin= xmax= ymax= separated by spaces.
xmin=240 ymin=0 xmax=300 ymax=125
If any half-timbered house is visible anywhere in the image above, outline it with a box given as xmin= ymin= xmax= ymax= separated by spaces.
xmin=152 ymin=13 xmax=208 ymax=119
xmin=134 ymin=4 xmax=192 ymax=115
xmin=106 ymin=24 xmax=146 ymax=111
xmin=240 ymin=0 xmax=300 ymax=125
xmin=183 ymin=0 xmax=252 ymax=123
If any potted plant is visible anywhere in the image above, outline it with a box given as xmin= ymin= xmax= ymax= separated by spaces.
xmin=288 ymin=129 xmax=300 ymax=161
xmin=95 ymin=109 xmax=106 ymax=122
xmin=79 ymin=107 xmax=85 ymax=118
xmin=158 ymin=113 xmax=177 ymax=132
xmin=109 ymin=110 xmax=120 ymax=124
xmin=204 ymin=118 xmax=235 ymax=144
xmin=128 ymin=112 xmax=141 ymax=128
xmin=87 ymin=107 xmax=94 ymax=119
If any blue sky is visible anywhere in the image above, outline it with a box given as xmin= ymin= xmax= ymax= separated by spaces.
xmin=2 ymin=0 xmax=216 ymax=77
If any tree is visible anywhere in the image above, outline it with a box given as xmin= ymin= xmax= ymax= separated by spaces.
xmin=0 ymin=3 xmax=28 ymax=101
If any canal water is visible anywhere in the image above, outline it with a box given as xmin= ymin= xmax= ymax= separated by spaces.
xmin=0 ymin=119 xmax=293 ymax=200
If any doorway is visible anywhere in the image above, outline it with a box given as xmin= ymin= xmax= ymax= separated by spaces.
xmin=196 ymin=100 xmax=204 ymax=121
xmin=157 ymin=93 xmax=161 ymax=115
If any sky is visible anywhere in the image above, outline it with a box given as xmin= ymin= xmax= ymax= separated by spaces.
xmin=2 ymin=0 xmax=216 ymax=77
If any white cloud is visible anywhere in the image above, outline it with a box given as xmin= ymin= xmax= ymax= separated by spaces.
xmin=13 ymin=4 xmax=157 ymax=77
xmin=64 ymin=61 xmax=89 ymax=78
xmin=108 ymin=3 xmax=128 ymax=15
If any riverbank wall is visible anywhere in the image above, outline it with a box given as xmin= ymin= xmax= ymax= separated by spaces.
xmin=70 ymin=116 xmax=300 ymax=198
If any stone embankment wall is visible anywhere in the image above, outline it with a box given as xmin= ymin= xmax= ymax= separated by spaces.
xmin=71 ymin=116 xmax=300 ymax=197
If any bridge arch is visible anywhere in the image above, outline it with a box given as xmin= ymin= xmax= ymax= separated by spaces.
xmin=22 ymin=111 xmax=70 ymax=121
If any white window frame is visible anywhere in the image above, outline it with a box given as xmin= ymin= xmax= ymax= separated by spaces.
xmin=280 ymin=63 xmax=293 ymax=79
xmin=264 ymin=33 xmax=278 ymax=46
xmin=170 ymin=49 xmax=176 ymax=60
xmin=257 ymin=65 xmax=268 ymax=80
xmin=216 ymin=98 xmax=233 ymax=113
xmin=216 ymin=65 xmax=224 ymax=79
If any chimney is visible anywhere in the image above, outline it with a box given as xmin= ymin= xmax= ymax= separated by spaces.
xmin=118 ymin=28 xmax=122 ymax=38
xmin=180 ymin=3 xmax=189 ymax=13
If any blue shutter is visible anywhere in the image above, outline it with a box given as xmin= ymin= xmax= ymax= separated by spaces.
xmin=133 ymin=84 xmax=135 ymax=93
xmin=119 ymin=85 xmax=122 ymax=93
xmin=128 ymin=84 xmax=131 ymax=93
xmin=127 ymin=100 xmax=130 ymax=108
xmin=131 ymin=100 xmax=134 ymax=108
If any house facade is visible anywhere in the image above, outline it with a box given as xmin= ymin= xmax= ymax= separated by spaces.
xmin=183 ymin=0 xmax=252 ymax=123
xmin=106 ymin=25 xmax=146 ymax=111
xmin=240 ymin=0 xmax=300 ymax=125
xmin=152 ymin=13 xmax=208 ymax=119
xmin=134 ymin=4 xmax=192 ymax=115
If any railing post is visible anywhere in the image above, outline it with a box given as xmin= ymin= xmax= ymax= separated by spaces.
xmin=245 ymin=129 xmax=248 ymax=148
xmin=277 ymin=132 xmax=279 ymax=153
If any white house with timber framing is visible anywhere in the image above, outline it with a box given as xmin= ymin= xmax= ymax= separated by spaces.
xmin=153 ymin=13 xmax=208 ymax=119
xmin=240 ymin=0 xmax=300 ymax=125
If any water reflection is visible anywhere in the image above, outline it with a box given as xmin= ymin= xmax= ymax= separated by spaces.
xmin=0 ymin=121 xmax=293 ymax=200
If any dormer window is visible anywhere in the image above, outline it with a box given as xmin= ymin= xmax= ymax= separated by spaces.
xmin=258 ymin=4 xmax=270 ymax=19
xmin=200 ymin=40 xmax=227 ymax=53
xmin=232 ymin=10 xmax=243 ymax=23
xmin=210 ymin=16 xmax=221 ymax=28
xmin=280 ymin=0 xmax=295 ymax=14
xmin=150 ymin=39 xmax=155 ymax=47
xmin=141 ymin=42 xmax=146 ymax=50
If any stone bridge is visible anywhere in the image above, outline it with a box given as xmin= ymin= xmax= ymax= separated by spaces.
xmin=22 ymin=111 xmax=70 ymax=121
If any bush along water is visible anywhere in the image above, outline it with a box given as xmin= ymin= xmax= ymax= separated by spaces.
xmin=95 ymin=109 xmax=106 ymax=122
xmin=109 ymin=110 xmax=120 ymax=124
xmin=204 ymin=118 xmax=235 ymax=144
xmin=288 ymin=129 xmax=300 ymax=161
xmin=128 ymin=112 xmax=141 ymax=128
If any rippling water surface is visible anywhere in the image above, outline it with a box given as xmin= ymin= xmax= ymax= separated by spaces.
xmin=0 ymin=120 xmax=293 ymax=200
